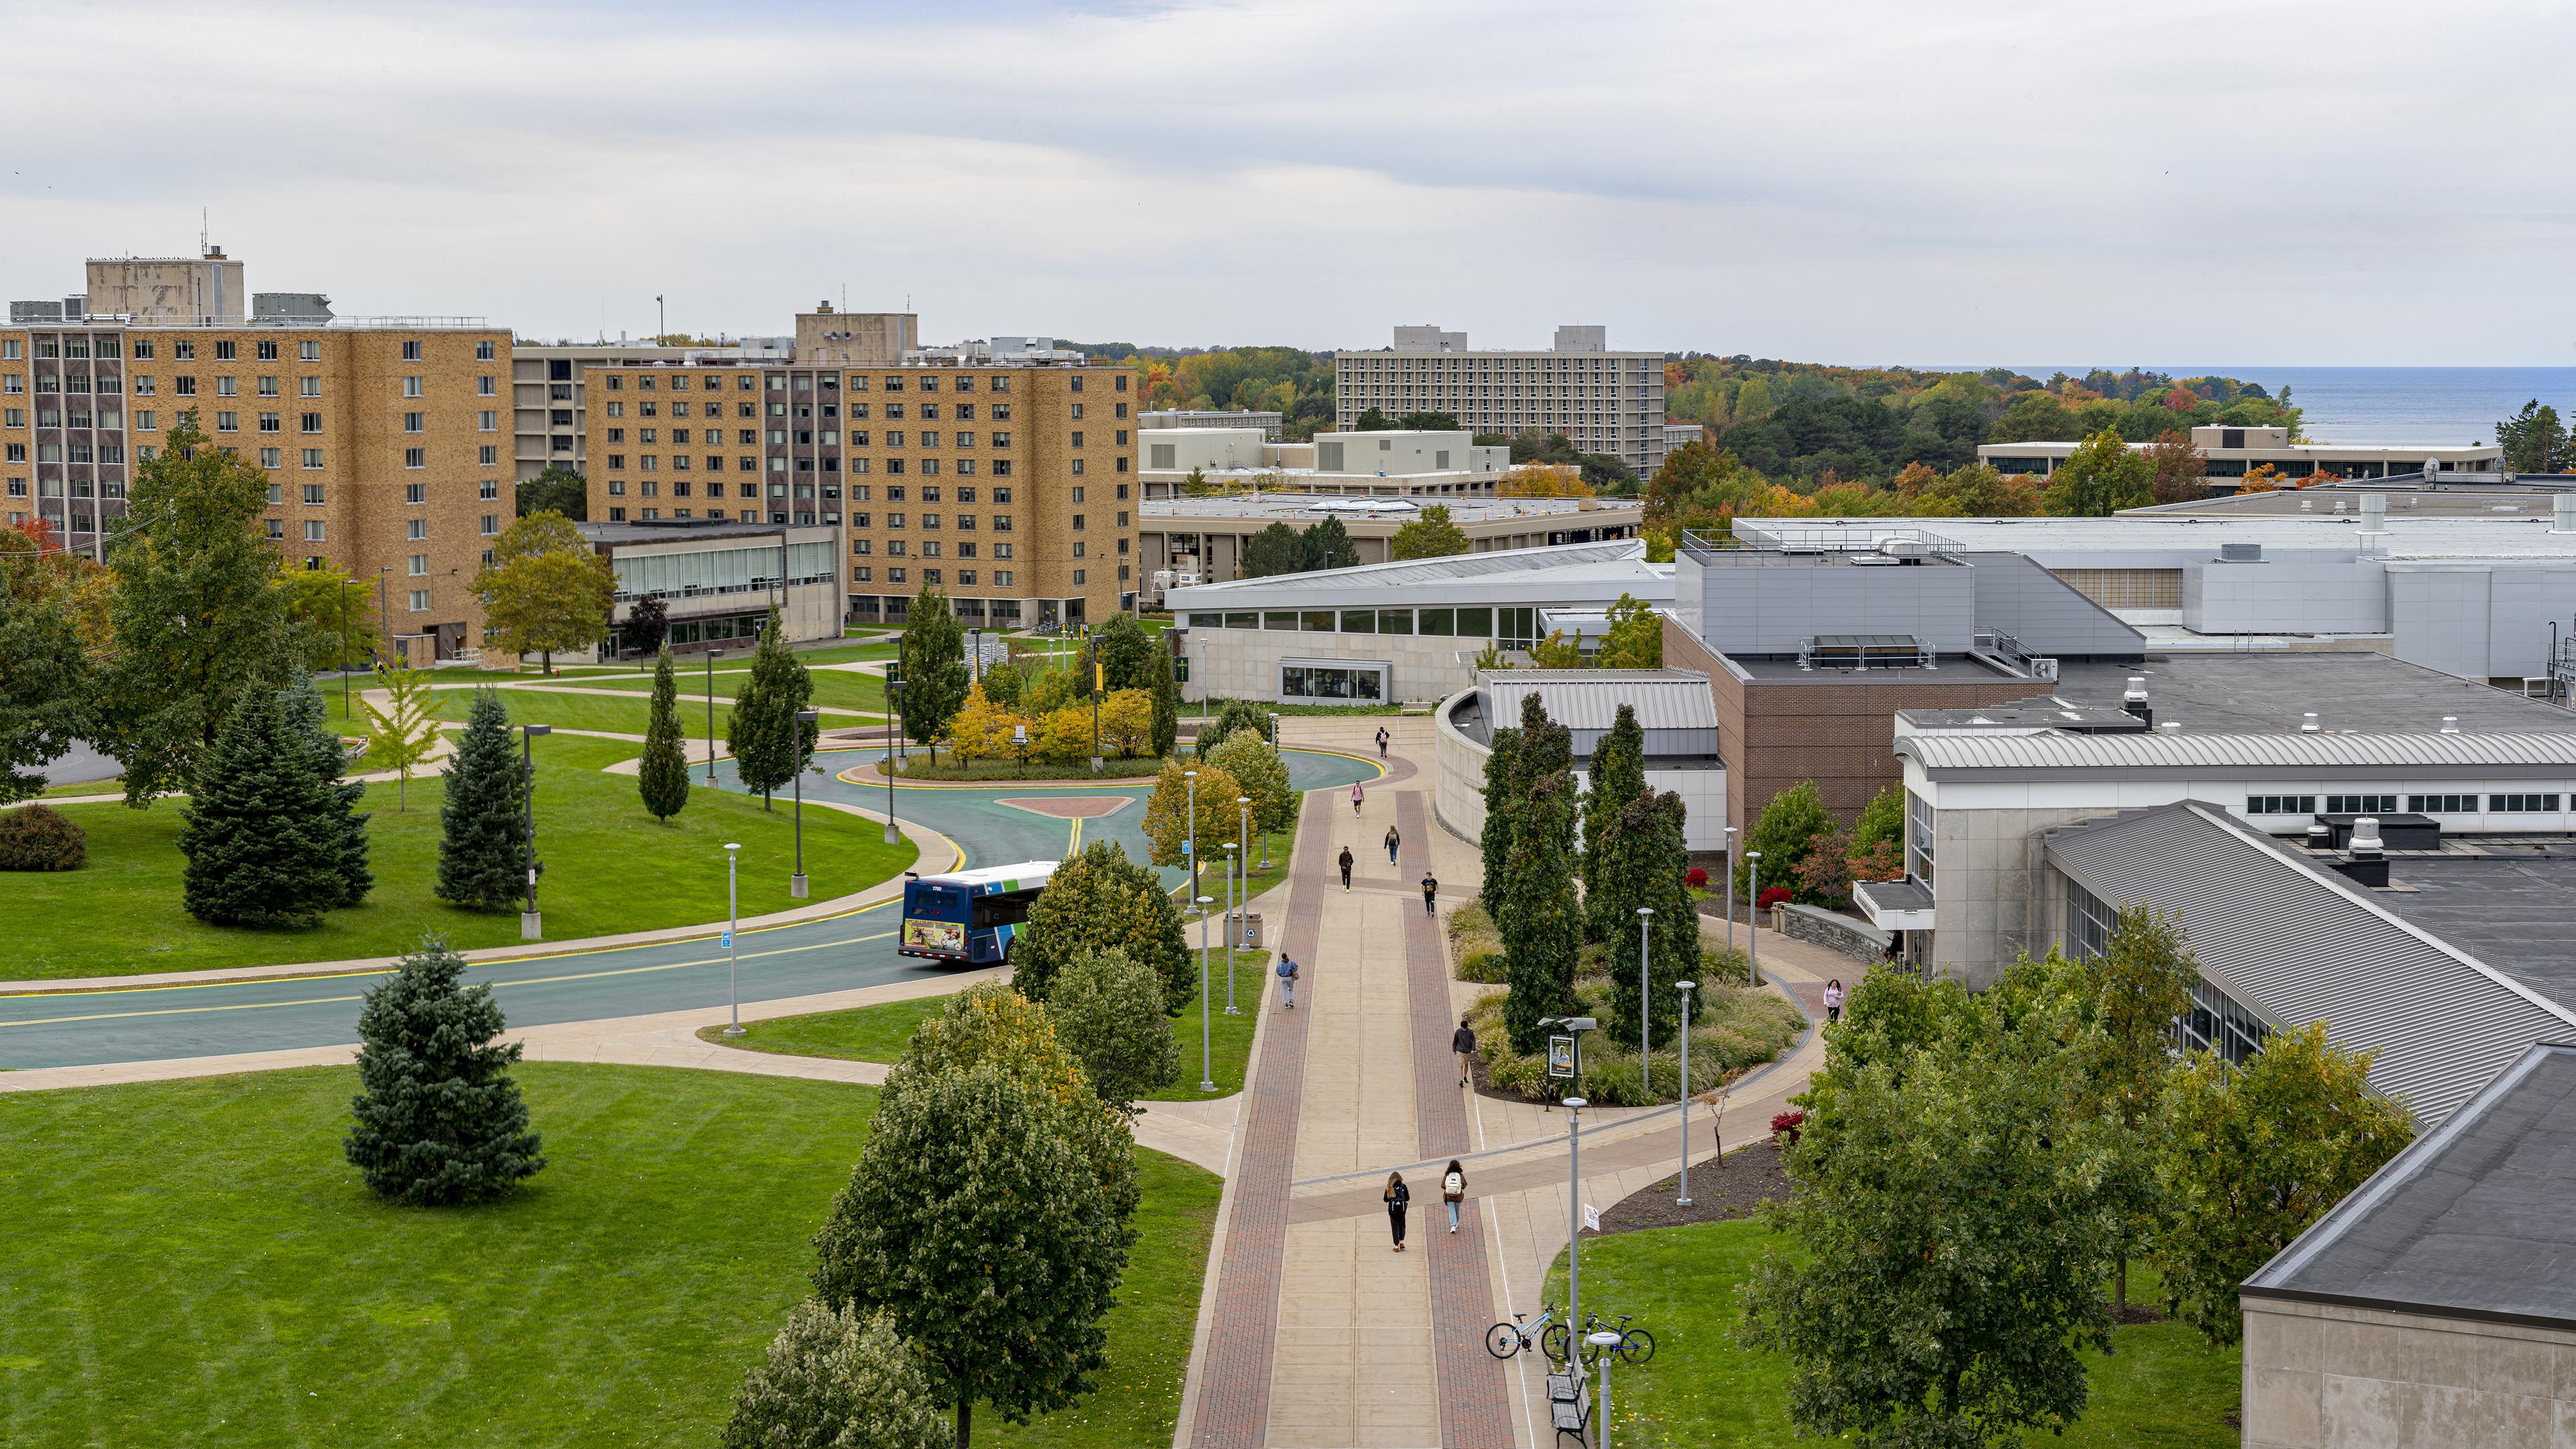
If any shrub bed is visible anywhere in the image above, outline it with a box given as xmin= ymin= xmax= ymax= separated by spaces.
xmin=1468 ymin=943 xmax=1803 ymax=1106
xmin=1445 ymin=898 xmax=1505 ymax=983
xmin=0 ymin=803 xmax=87 ymax=870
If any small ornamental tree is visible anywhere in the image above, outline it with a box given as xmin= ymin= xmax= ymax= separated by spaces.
xmin=282 ymin=672 xmax=374 ymax=910
xmin=1098 ymin=688 xmax=1154 ymax=757
xmin=896 ymin=586 xmax=969 ymax=763
xmin=1745 ymin=780 xmax=1831 ymax=901
xmin=1012 ymin=837 xmax=1192 ymax=1010
xmin=729 ymin=604 xmax=814 ymax=809
xmin=1148 ymin=648 xmax=1179 ymax=757
xmin=638 ymin=645 xmax=691 ymax=822
xmin=1036 ymin=705 xmax=1092 ymax=765
xmin=1142 ymin=758 xmax=1240 ymax=901
xmin=1499 ymin=771 xmax=1583 ymax=1053
xmin=435 ymin=688 xmax=533 ymax=912
xmin=1581 ymin=702 xmax=1646 ymax=941
xmin=721 ymin=1301 xmax=947 ymax=1449
xmin=1047 ymin=947 xmax=1183 ymax=1112
xmin=1204 ymin=731 xmax=1294 ymax=859
xmin=343 ymin=933 xmax=546 ymax=1205
xmin=361 ymin=657 xmax=440 ymax=812
xmin=623 ymin=594 xmax=670 ymax=657
xmin=1593 ymin=592 xmax=1663 ymax=669
xmin=1389 ymin=504 xmax=1470 ymax=561
xmin=940 ymin=683 xmax=1010 ymax=765
xmin=179 ymin=679 xmax=364 ymax=928
xmin=1193 ymin=698 xmax=1268 ymax=758
xmin=1090 ymin=614 xmax=1158 ymax=693
xmin=2154 ymin=1022 xmax=2414 ymax=1347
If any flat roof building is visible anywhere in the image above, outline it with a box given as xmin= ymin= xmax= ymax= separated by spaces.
xmin=1334 ymin=325 xmax=1668 ymax=477
xmin=1142 ymin=493 xmax=1640 ymax=594
xmin=581 ymin=517 xmax=840 ymax=657
xmin=1139 ymin=408 xmax=1283 ymax=439
xmin=1434 ymin=669 xmax=1728 ymax=851
xmin=1138 ymin=427 xmax=1511 ymax=500
xmin=1980 ymin=424 xmax=2500 ymax=488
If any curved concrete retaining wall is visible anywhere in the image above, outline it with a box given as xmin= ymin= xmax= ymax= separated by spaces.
xmin=1774 ymin=902 xmax=1890 ymax=963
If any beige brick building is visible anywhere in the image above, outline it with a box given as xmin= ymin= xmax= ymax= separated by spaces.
xmin=2 ymin=315 xmax=509 ymax=658
xmin=582 ymin=355 xmax=1138 ymax=631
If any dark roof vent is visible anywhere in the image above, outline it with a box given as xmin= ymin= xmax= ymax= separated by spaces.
xmin=2219 ymin=542 xmax=2263 ymax=562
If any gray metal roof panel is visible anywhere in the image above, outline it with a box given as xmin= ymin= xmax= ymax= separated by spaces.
xmin=1902 ymin=731 xmax=2576 ymax=775
xmin=2043 ymin=802 xmax=2576 ymax=1126
xmin=1480 ymin=671 xmax=1719 ymax=732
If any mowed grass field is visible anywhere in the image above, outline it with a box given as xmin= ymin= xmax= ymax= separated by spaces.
xmin=9 ymin=735 xmax=915 ymax=980
xmin=1541 ymin=1218 xmax=2241 ymax=1448
xmin=0 ymin=1063 xmax=1220 ymax=1448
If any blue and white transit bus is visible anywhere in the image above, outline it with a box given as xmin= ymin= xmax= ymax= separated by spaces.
xmin=898 ymin=861 xmax=1058 ymax=965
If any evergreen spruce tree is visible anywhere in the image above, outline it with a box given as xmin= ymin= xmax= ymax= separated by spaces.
xmin=282 ymin=671 xmax=373 ymax=908
xmin=896 ymin=586 xmax=969 ymax=765
xmin=1477 ymin=726 xmax=1523 ymax=933
xmin=1149 ymin=645 xmax=1179 ymax=758
xmin=727 ymin=604 xmax=814 ymax=809
xmin=1602 ymin=790 xmax=1699 ymax=1052
xmin=343 ymin=933 xmax=546 ymax=1205
xmin=1501 ymin=771 xmax=1583 ymax=1054
xmin=435 ymin=688 xmax=533 ymax=911
xmin=1582 ymin=703 xmax=1646 ymax=942
xmin=178 ymin=677 xmax=360 ymax=928
xmin=638 ymin=644 xmax=691 ymax=822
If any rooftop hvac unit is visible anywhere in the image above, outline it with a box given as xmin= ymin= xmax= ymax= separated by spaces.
xmin=2218 ymin=542 xmax=2263 ymax=563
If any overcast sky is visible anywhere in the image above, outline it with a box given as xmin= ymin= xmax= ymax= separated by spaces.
xmin=4 ymin=1 xmax=2570 ymax=366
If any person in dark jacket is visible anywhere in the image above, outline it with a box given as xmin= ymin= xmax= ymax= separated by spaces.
xmin=1442 ymin=1159 xmax=1466 ymax=1233
xmin=1421 ymin=871 xmax=1439 ymax=916
xmin=1452 ymin=1016 xmax=1477 ymax=1087
xmin=1375 ymin=724 xmax=1391 ymax=760
xmin=1383 ymin=823 xmax=1401 ymax=865
xmin=1384 ymin=1170 xmax=1411 ymax=1251
xmin=1338 ymin=845 xmax=1355 ymax=892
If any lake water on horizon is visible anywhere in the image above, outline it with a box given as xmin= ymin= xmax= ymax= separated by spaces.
xmin=1972 ymin=367 xmax=2576 ymax=449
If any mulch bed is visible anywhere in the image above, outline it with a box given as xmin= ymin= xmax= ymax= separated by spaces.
xmin=1592 ymin=1138 xmax=1796 ymax=1237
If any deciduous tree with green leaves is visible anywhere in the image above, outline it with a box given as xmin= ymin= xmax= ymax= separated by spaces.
xmin=1205 ymin=731 xmax=1294 ymax=857
xmin=2153 ymin=1022 xmax=2413 ymax=1347
xmin=1746 ymin=780 xmax=1831 ymax=902
xmin=2045 ymin=427 xmax=2154 ymax=517
xmin=638 ymin=644 xmax=691 ymax=822
xmin=1143 ymin=758 xmax=1240 ymax=906
xmin=272 ymin=559 xmax=378 ymax=672
xmin=1389 ymin=504 xmax=1470 ymax=561
xmin=1046 ymin=946 xmax=1183 ymax=1112
xmin=1592 ymin=592 xmax=1662 ymax=669
xmin=0 ymin=596 xmax=90 ymax=804
xmin=1194 ymin=698 xmax=1268 ymax=758
xmin=471 ymin=510 xmax=616 ymax=675
xmin=2075 ymin=906 xmax=2204 ymax=1313
xmin=1148 ymin=645 xmax=1179 ymax=757
xmin=729 ymin=604 xmax=815 ymax=809
xmin=361 ymin=658 xmax=440 ymax=812
xmin=722 ymin=1300 xmax=946 ymax=1449
xmin=103 ymin=411 xmax=295 ymax=802
xmin=344 ymin=933 xmax=545 ymax=1205
xmin=515 ymin=462 xmax=590 ymax=521
xmin=435 ymin=688 xmax=533 ymax=911
xmin=896 ymin=586 xmax=969 ymax=764
xmin=1011 ymin=837 xmax=1193 ymax=1010
xmin=1239 ymin=521 xmax=1306 ymax=578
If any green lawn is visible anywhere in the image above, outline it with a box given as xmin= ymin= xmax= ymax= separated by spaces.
xmin=555 ymin=667 xmax=888 ymax=714
xmin=707 ymin=949 xmax=1269 ymax=1099
xmin=423 ymin=686 xmax=721 ymax=738
xmin=1542 ymin=1219 xmax=2240 ymax=1448
xmin=9 ymin=735 xmax=915 ymax=980
xmin=37 ymin=774 xmax=123 ymax=799
xmin=0 ymin=1063 xmax=1220 ymax=1449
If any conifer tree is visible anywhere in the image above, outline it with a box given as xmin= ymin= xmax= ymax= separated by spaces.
xmin=282 ymin=671 xmax=373 ymax=909
xmin=435 ymin=688 xmax=533 ymax=911
xmin=178 ymin=677 xmax=365 ymax=928
xmin=1477 ymin=725 xmax=1523 ymax=932
xmin=1582 ymin=702 xmax=1646 ymax=941
xmin=728 ymin=604 xmax=814 ymax=810
xmin=1601 ymin=790 xmax=1699 ymax=1051
xmin=344 ymin=933 xmax=546 ymax=1205
xmin=1149 ymin=645 xmax=1179 ymax=758
xmin=638 ymin=644 xmax=691 ymax=822
xmin=1501 ymin=771 xmax=1583 ymax=1053
xmin=896 ymin=586 xmax=969 ymax=765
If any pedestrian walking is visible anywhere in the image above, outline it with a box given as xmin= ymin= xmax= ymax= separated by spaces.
xmin=1452 ymin=1015 xmax=1476 ymax=1087
xmin=1442 ymin=1159 xmax=1466 ymax=1233
xmin=1384 ymin=1171 xmax=1411 ymax=1252
xmin=1276 ymin=953 xmax=1299 ymax=1010
xmin=1421 ymin=871 xmax=1439 ymax=915
xmin=1352 ymin=782 xmax=1364 ymax=816
xmin=1338 ymin=845 xmax=1355 ymax=892
xmin=1375 ymin=725 xmax=1391 ymax=761
xmin=1383 ymin=823 xmax=1401 ymax=865
xmin=1823 ymin=977 xmax=1845 ymax=1024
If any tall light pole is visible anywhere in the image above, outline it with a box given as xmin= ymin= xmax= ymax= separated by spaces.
xmin=1197 ymin=892 xmax=1217 ymax=1091
xmin=1223 ymin=841 xmax=1239 ymax=1016
xmin=1543 ymin=1014 xmax=1599 ymax=1357
xmin=721 ymin=842 xmax=744 ymax=1036
xmin=1087 ymin=624 xmax=1102 ymax=773
xmin=1185 ymin=767 xmax=1199 ymax=910
xmin=376 ymin=564 xmax=392 ymax=662
xmin=790 ymin=707 xmax=818 ymax=898
xmin=338 ymin=576 xmax=358 ymax=718
xmin=882 ymin=674 xmax=904 ymax=847
xmin=1637 ymin=906 xmax=1654 ymax=1084
xmin=519 ymin=722 xmax=552 ymax=939
xmin=969 ymin=626 xmax=983 ymax=688
xmin=702 ymin=649 xmax=727 ymax=784
xmin=1746 ymin=850 xmax=1762 ymax=988
xmin=1236 ymin=790 xmax=1253 ymax=939
xmin=1723 ymin=824 xmax=1738 ymax=955
xmin=1676 ymin=979 xmax=1697 ymax=1207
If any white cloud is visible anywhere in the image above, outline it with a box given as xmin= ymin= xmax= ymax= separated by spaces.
xmin=1 ymin=0 xmax=2569 ymax=363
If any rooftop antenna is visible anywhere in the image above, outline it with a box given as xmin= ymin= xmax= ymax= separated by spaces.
xmin=199 ymin=206 xmax=207 ymax=254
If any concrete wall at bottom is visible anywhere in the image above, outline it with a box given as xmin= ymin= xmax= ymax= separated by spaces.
xmin=2242 ymin=1296 xmax=2576 ymax=1449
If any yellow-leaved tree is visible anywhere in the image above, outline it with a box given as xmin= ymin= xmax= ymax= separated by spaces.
xmin=1098 ymin=688 xmax=1155 ymax=757
xmin=942 ymin=684 xmax=1014 ymax=764
xmin=470 ymin=511 xmax=616 ymax=675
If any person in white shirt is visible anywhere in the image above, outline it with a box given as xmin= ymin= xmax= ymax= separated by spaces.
xmin=1823 ymin=978 xmax=1845 ymax=1024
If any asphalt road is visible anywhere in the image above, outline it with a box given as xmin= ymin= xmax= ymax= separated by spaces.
xmin=0 ymin=747 xmax=1377 ymax=1070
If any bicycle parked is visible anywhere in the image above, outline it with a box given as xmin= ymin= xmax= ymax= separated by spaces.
xmin=1484 ymin=1302 xmax=1572 ymax=1365
xmin=1574 ymin=1310 xmax=1656 ymax=1366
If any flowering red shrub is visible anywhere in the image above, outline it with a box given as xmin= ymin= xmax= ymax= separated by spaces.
xmin=1685 ymin=867 xmax=1709 ymax=890
xmin=1757 ymin=886 xmax=1792 ymax=910
xmin=1771 ymin=1109 xmax=1806 ymax=1146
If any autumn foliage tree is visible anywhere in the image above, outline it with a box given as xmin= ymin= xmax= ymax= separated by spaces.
xmin=471 ymin=510 xmax=615 ymax=674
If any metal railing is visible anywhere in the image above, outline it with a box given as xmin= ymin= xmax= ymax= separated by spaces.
xmin=1680 ymin=524 xmax=1962 ymax=557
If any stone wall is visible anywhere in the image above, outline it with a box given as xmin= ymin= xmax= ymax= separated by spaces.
xmin=1772 ymin=902 xmax=1889 ymax=963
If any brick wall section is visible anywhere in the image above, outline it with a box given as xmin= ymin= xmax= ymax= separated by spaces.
xmin=1188 ymin=788 xmax=1328 ymax=1448
xmin=1399 ymin=791 xmax=1515 ymax=1447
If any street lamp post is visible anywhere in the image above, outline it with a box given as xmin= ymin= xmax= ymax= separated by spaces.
xmin=519 ymin=722 xmax=553 ymax=939
xmin=969 ymin=626 xmax=982 ymax=688
xmin=1676 ymin=979 xmax=1697 ymax=1207
xmin=1587 ymin=1330 xmax=1625 ymax=1447
xmin=1185 ymin=767 xmax=1199 ymax=909
xmin=376 ymin=565 xmax=392 ymax=663
xmin=1087 ymin=625 xmax=1103 ymax=774
xmin=790 ymin=708 xmax=818 ymax=898
xmin=1542 ymin=1014 xmax=1599 ymax=1347
xmin=1637 ymin=906 xmax=1654 ymax=1083
xmin=882 ymin=674 xmax=905 ymax=847
xmin=338 ymin=577 xmax=358 ymax=718
xmin=721 ymin=843 xmax=744 ymax=1036
xmin=703 ymin=649 xmax=726 ymax=784
xmin=1223 ymin=841 xmax=1239 ymax=1016
xmin=1746 ymin=850 xmax=1763 ymax=988
xmin=1236 ymin=790 xmax=1253 ymax=941
xmin=1197 ymin=892 xmax=1217 ymax=1091
xmin=1723 ymin=824 xmax=1739 ymax=955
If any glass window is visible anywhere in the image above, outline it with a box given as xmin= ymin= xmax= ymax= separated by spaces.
xmin=1456 ymin=606 xmax=1494 ymax=639
xmin=1418 ymin=607 xmax=1454 ymax=636
xmin=1906 ymin=790 xmax=1935 ymax=885
xmin=1377 ymin=608 xmax=1413 ymax=635
xmin=1301 ymin=610 xmax=1336 ymax=632
xmin=1188 ymin=612 xmax=1222 ymax=629
xmin=1225 ymin=611 xmax=1257 ymax=630
xmin=1340 ymin=609 xmax=1376 ymax=634
xmin=1265 ymin=611 xmax=1299 ymax=631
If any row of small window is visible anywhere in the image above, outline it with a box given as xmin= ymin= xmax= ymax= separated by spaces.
xmin=7 ymin=337 xmax=498 ymax=362
xmin=266 ymin=517 xmax=498 ymax=543
xmin=851 ymin=541 xmax=1017 ymax=559
xmin=603 ymin=454 xmax=1121 ymax=478
xmin=608 ymin=429 xmax=1020 ymax=449
xmin=8 ymin=479 xmax=125 ymax=498
xmin=261 ymin=480 xmax=502 ymax=506
xmin=1186 ymin=606 xmax=1507 ymax=639
xmin=849 ymin=567 xmax=1020 ymax=587
xmin=604 ymin=400 xmax=1021 ymax=423
xmin=2245 ymin=794 xmax=2565 ymax=815
xmin=600 ymin=370 xmax=1127 ymax=395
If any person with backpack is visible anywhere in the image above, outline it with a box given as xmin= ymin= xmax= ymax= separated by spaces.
xmin=1276 ymin=953 xmax=1300 ymax=1010
xmin=1442 ymin=1159 xmax=1466 ymax=1233
xmin=1375 ymin=725 xmax=1391 ymax=761
xmin=1384 ymin=1170 xmax=1411 ymax=1252
xmin=1383 ymin=823 xmax=1401 ymax=866
xmin=1338 ymin=845 xmax=1355 ymax=892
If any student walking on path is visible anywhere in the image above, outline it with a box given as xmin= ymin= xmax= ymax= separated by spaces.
xmin=1452 ymin=1016 xmax=1476 ymax=1087
xmin=1421 ymin=871 xmax=1438 ymax=915
xmin=1338 ymin=845 xmax=1355 ymax=892
xmin=1276 ymin=953 xmax=1299 ymax=1010
xmin=1823 ymin=977 xmax=1845 ymax=1024
xmin=1384 ymin=1171 xmax=1411 ymax=1252
xmin=1375 ymin=725 xmax=1391 ymax=761
xmin=1352 ymin=782 xmax=1365 ymax=816
xmin=1383 ymin=824 xmax=1401 ymax=865
xmin=1442 ymin=1159 xmax=1466 ymax=1233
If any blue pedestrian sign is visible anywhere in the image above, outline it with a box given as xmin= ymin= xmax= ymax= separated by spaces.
xmin=720 ymin=930 xmax=733 ymax=949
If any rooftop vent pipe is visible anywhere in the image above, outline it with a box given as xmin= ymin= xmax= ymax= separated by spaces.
xmin=2159 ymin=720 xmax=2182 ymax=734
xmin=2337 ymin=816 xmax=2392 ymax=887
xmin=2441 ymin=716 xmax=2460 ymax=734
xmin=2307 ymin=821 xmax=2332 ymax=851
xmin=2301 ymin=712 xmax=2322 ymax=733
xmin=2123 ymin=676 xmax=2151 ymax=725
xmin=2556 ymin=494 xmax=2576 ymax=533
xmin=2362 ymin=494 xmax=2387 ymax=529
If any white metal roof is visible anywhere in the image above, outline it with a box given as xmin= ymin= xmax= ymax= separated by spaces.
xmin=1900 ymin=731 xmax=2576 ymax=775
xmin=1737 ymin=514 xmax=2576 ymax=562
xmin=1167 ymin=540 xmax=1669 ymax=610
xmin=912 ymin=861 xmax=1058 ymax=890
xmin=1479 ymin=670 xmax=1718 ymax=731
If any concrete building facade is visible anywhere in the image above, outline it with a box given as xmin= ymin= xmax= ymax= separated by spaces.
xmin=1138 ymin=427 xmax=1511 ymax=500
xmin=1139 ymin=407 xmax=1284 ymax=438
xmin=1432 ymin=669 xmax=1729 ymax=850
xmin=1142 ymin=494 xmax=1641 ymax=588
xmin=1980 ymin=424 xmax=2500 ymax=486
xmin=1334 ymin=325 xmax=1668 ymax=476
xmin=584 ymin=518 xmax=841 ymax=657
